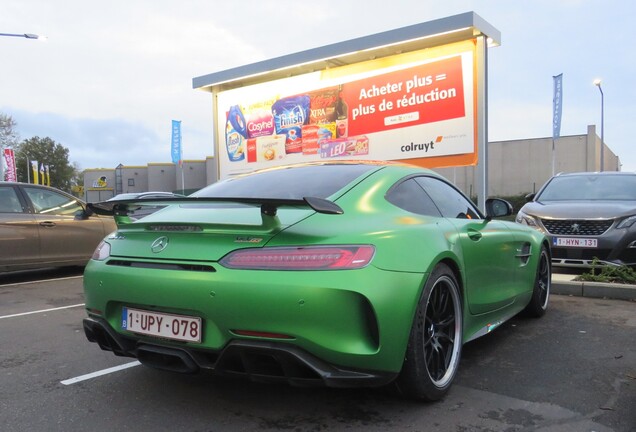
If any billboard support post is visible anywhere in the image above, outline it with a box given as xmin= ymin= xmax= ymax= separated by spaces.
xmin=476 ymin=35 xmax=489 ymax=210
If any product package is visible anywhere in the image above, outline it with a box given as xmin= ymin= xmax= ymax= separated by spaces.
xmin=319 ymin=136 xmax=369 ymax=159
xmin=272 ymin=95 xmax=310 ymax=154
xmin=302 ymin=124 xmax=336 ymax=155
xmin=246 ymin=135 xmax=286 ymax=163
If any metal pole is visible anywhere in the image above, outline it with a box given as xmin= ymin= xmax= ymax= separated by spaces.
xmin=599 ymin=86 xmax=604 ymax=171
xmin=26 ymin=154 xmax=30 ymax=183
xmin=476 ymin=35 xmax=488 ymax=211
xmin=594 ymin=80 xmax=605 ymax=172
xmin=181 ymin=164 xmax=185 ymax=195
xmin=0 ymin=146 xmax=4 ymax=181
xmin=0 ymin=33 xmax=38 ymax=39
xmin=551 ymin=138 xmax=555 ymax=176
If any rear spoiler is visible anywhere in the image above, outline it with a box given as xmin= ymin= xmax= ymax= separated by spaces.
xmin=87 ymin=196 xmax=344 ymax=218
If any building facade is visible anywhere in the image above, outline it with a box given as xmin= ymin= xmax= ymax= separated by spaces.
xmin=81 ymin=125 xmax=618 ymax=202
xmin=83 ymin=157 xmax=218 ymax=202
xmin=435 ymin=125 xmax=619 ymax=198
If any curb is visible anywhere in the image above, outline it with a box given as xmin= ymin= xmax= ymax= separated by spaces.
xmin=551 ymin=279 xmax=636 ymax=301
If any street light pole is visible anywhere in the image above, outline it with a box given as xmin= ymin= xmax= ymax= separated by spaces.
xmin=594 ymin=79 xmax=604 ymax=172
xmin=0 ymin=32 xmax=46 ymax=40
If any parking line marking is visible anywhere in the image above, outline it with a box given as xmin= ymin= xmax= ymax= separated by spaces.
xmin=0 ymin=303 xmax=85 ymax=320
xmin=61 ymin=361 xmax=142 ymax=385
xmin=0 ymin=275 xmax=83 ymax=287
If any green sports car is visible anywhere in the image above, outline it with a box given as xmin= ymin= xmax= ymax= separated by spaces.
xmin=83 ymin=161 xmax=551 ymax=401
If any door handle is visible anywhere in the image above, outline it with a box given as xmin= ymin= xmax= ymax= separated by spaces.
xmin=467 ymin=229 xmax=482 ymax=241
xmin=39 ymin=221 xmax=56 ymax=228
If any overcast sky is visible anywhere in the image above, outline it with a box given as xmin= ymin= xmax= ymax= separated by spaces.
xmin=2 ymin=0 xmax=634 ymax=173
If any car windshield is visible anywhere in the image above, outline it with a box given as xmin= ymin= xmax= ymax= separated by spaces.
xmin=192 ymin=164 xmax=377 ymax=199
xmin=537 ymin=174 xmax=636 ymax=201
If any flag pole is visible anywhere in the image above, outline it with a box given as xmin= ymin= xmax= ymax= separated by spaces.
xmin=552 ymin=74 xmax=563 ymax=176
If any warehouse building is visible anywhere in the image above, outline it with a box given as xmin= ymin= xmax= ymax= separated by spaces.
xmin=81 ymin=124 xmax=618 ymax=203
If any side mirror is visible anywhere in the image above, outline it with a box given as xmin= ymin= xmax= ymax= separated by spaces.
xmin=525 ymin=193 xmax=536 ymax=202
xmin=485 ymin=198 xmax=513 ymax=219
xmin=74 ymin=208 xmax=91 ymax=220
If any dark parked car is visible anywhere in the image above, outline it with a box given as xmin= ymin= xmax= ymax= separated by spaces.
xmin=0 ymin=182 xmax=116 ymax=273
xmin=516 ymin=172 xmax=636 ymax=268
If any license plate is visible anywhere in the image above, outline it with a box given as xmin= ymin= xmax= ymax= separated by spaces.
xmin=552 ymin=237 xmax=598 ymax=248
xmin=122 ymin=307 xmax=202 ymax=343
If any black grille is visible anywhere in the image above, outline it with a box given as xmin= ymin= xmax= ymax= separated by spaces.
xmin=106 ymin=260 xmax=215 ymax=272
xmin=541 ymin=219 xmax=613 ymax=236
xmin=551 ymin=248 xmax=612 ymax=261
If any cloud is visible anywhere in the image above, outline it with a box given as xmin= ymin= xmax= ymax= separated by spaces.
xmin=5 ymin=109 xmax=167 ymax=169
xmin=2 ymin=0 xmax=635 ymax=172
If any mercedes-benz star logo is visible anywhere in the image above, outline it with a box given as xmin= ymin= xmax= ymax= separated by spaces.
xmin=570 ymin=223 xmax=580 ymax=234
xmin=150 ymin=236 xmax=169 ymax=253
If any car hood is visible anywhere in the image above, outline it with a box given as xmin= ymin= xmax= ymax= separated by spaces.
xmin=105 ymin=204 xmax=315 ymax=261
xmin=520 ymin=200 xmax=636 ymax=219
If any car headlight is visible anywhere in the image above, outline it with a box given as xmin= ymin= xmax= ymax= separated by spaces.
xmin=515 ymin=210 xmax=539 ymax=228
xmin=616 ymin=215 xmax=636 ymax=229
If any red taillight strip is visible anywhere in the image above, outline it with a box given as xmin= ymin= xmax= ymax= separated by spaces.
xmin=220 ymin=245 xmax=375 ymax=270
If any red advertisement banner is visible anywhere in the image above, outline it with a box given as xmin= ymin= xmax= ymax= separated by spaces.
xmin=343 ymin=56 xmax=465 ymax=136
xmin=3 ymin=148 xmax=17 ymax=182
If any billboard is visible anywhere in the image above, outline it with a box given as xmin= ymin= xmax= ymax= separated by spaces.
xmin=215 ymin=40 xmax=477 ymax=179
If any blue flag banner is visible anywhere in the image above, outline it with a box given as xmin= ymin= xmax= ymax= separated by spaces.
xmin=171 ymin=120 xmax=182 ymax=165
xmin=552 ymin=74 xmax=563 ymax=139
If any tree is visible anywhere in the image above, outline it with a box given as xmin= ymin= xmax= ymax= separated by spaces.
xmin=15 ymin=137 xmax=78 ymax=192
xmin=0 ymin=113 xmax=20 ymax=148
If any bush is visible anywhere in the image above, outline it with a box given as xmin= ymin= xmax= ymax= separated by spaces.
xmin=575 ymin=259 xmax=636 ymax=285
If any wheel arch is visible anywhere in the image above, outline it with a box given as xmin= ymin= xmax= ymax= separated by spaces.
xmin=435 ymin=257 xmax=465 ymax=304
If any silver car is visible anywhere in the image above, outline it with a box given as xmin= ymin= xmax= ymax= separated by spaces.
xmin=0 ymin=182 xmax=116 ymax=273
xmin=516 ymin=172 xmax=636 ymax=268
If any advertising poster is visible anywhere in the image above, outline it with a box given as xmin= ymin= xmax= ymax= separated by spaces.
xmin=216 ymin=40 xmax=477 ymax=179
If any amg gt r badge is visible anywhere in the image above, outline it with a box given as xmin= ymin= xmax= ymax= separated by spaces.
xmin=234 ymin=237 xmax=263 ymax=243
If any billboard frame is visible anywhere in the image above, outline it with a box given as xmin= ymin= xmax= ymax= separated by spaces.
xmin=193 ymin=11 xmax=500 ymax=209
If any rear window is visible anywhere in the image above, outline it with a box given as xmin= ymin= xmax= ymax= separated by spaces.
xmin=537 ymin=174 xmax=636 ymax=201
xmin=192 ymin=164 xmax=377 ymax=199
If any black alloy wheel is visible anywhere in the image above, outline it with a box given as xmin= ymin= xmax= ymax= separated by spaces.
xmin=397 ymin=263 xmax=462 ymax=401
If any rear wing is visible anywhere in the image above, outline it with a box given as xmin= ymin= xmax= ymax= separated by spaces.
xmin=87 ymin=196 xmax=344 ymax=218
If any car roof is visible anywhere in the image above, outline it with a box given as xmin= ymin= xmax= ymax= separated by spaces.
xmin=555 ymin=171 xmax=636 ymax=177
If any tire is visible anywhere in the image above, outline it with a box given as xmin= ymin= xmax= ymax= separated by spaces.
xmin=396 ymin=263 xmax=463 ymax=401
xmin=523 ymin=244 xmax=551 ymax=317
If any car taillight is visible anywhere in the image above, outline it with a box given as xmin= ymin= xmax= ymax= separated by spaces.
xmin=91 ymin=241 xmax=111 ymax=261
xmin=220 ymin=245 xmax=375 ymax=270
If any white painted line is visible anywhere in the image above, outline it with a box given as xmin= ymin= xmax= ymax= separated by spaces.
xmin=0 ymin=275 xmax=83 ymax=287
xmin=61 ymin=361 xmax=142 ymax=385
xmin=0 ymin=303 xmax=85 ymax=320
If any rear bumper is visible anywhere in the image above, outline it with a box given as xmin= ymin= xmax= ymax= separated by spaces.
xmin=83 ymin=316 xmax=397 ymax=388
